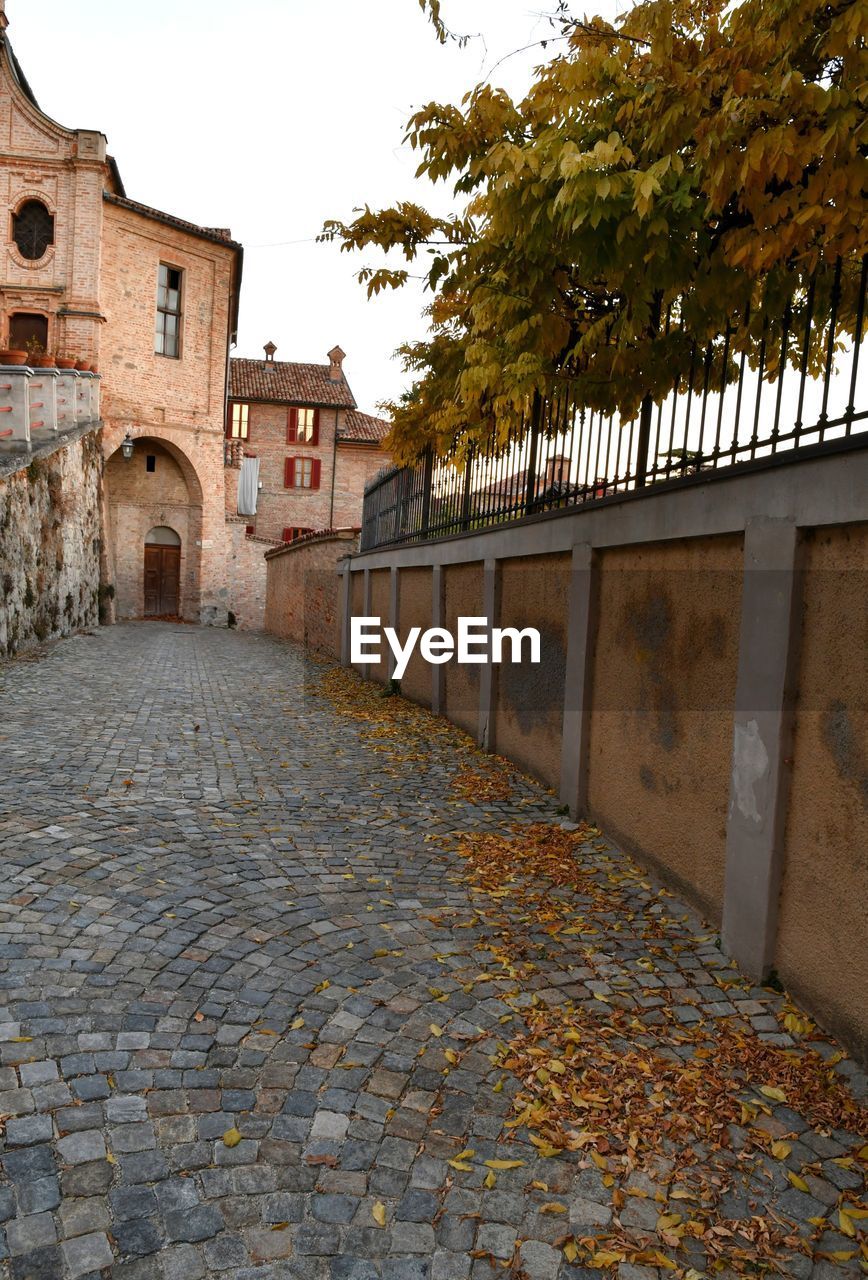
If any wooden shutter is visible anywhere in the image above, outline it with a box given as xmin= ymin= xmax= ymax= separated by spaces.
xmin=311 ymin=408 xmax=320 ymax=446
xmin=311 ymin=459 xmax=321 ymax=490
xmin=284 ymin=457 xmax=295 ymax=488
xmin=287 ymin=407 xmax=298 ymax=443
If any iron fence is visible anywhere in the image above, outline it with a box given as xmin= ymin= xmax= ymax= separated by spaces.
xmin=361 ymin=256 xmax=868 ymax=551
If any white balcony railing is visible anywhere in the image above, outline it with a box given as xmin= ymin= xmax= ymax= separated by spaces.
xmin=0 ymin=367 xmax=100 ymax=453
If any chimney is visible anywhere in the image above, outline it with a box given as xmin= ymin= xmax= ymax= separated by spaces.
xmin=263 ymin=341 xmax=277 ymax=363
xmin=327 ymin=345 xmax=346 ymax=382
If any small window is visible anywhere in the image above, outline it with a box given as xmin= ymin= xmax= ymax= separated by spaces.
xmin=155 ymin=263 xmax=182 ymax=358
xmin=228 ymin=402 xmax=249 ymax=439
xmin=146 ymin=455 xmax=156 ymax=473
xmin=284 ymin=457 xmax=321 ymax=490
xmin=287 ymin=406 xmax=319 ymax=445
xmin=245 ymin=524 xmax=255 ymax=536
xmin=282 ymin=526 xmax=313 ymax=542
xmin=12 ymin=200 xmax=54 ymax=260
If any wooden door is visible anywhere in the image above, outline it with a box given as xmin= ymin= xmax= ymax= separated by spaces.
xmin=144 ymin=544 xmax=181 ymax=617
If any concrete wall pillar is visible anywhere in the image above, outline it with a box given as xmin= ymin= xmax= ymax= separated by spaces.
xmin=56 ymin=371 xmax=77 ymax=430
xmin=0 ymin=366 xmax=32 ymax=452
xmin=28 ymin=369 xmax=58 ymax=437
xmin=722 ymin=517 xmax=802 ymax=979
xmin=431 ymin=565 xmax=445 ymax=716
xmin=339 ymin=564 xmax=352 ymax=667
xmin=387 ymin=566 xmax=400 ymax=680
xmin=477 ymin=557 xmax=501 ymax=750
xmin=559 ymin=542 xmax=598 ymax=817
xmin=361 ymin=567 xmax=372 ymax=680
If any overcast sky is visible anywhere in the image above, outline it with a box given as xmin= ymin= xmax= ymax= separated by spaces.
xmin=11 ymin=1 xmax=619 ymax=416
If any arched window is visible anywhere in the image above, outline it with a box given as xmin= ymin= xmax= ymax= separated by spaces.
xmin=12 ymin=200 xmax=54 ymax=260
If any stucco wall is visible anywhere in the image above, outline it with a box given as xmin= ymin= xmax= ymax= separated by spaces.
xmin=264 ymin=532 xmax=358 ymax=656
xmin=0 ymin=428 xmax=102 ymax=657
xmin=444 ymin=562 xmax=483 ymax=736
xmin=587 ymin=536 xmax=743 ymax=920
xmin=496 ymin=553 xmax=570 ymax=790
xmin=397 ymin=567 xmax=433 ymax=708
xmin=775 ymin=523 xmax=868 ymax=1058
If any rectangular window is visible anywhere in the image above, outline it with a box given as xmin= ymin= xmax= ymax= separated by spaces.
xmin=282 ymin=526 xmax=313 ymax=542
xmin=155 ymin=263 xmax=182 ymax=358
xmin=228 ymin=402 xmax=249 ymax=439
xmin=287 ymin=406 xmax=320 ymax=445
xmin=284 ymin=457 xmax=321 ymax=490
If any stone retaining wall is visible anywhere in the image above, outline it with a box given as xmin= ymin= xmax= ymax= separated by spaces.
xmin=0 ymin=425 xmax=102 ymax=658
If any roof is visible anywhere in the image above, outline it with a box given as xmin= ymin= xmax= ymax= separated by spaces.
xmin=229 ymin=358 xmax=356 ymax=409
xmin=103 ymin=193 xmax=241 ymax=249
xmin=338 ymin=409 xmax=390 ymax=446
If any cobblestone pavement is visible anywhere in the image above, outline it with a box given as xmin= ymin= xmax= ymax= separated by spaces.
xmin=0 ymin=623 xmax=865 ymax=1280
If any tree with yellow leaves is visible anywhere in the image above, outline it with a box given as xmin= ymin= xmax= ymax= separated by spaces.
xmin=324 ymin=0 xmax=867 ymax=462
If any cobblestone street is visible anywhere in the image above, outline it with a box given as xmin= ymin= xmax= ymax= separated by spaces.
xmin=0 ymin=622 xmax=865 ymax=1280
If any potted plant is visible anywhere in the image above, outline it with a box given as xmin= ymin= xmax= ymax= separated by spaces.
xmin=56 ymin=354 xmax=77 ymax=370
xmin=25 ymin=336 xmax=55 ymax=368
xmin=0 ymin=338 xmax=28 ymax=365
xmin=75 ymin=358 xmax=90 ymax=371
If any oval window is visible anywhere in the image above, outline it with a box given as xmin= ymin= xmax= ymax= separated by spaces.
xmin=12 ymin=200 xmax=54 ymax=260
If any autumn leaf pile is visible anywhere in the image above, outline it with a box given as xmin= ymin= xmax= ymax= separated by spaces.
xmin=320 ymin=667 xmax=868 ymax=1274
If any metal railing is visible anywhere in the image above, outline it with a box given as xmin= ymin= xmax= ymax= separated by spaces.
xmin=361 ymin=257 xmax=868 ymax=551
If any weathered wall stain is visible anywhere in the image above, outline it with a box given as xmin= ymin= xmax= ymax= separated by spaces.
xmin=623 ymin=586 xmax=678 ymax=751
xmin=823 ymin=698 xmax=868 ymax=807
xmin=499 ymin=621 xmax=566 ymax=734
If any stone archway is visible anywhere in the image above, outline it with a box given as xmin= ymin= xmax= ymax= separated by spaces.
xmin=103 ymin=435 xmax=205 ymax=622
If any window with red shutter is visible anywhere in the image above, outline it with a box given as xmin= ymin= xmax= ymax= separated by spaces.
xmin=287 ymin=407 xmax=298 ymax=444
xmin=311 ymin=408 xmax=320 ymax=446
xmin=284 ymin=457 xmax=295 ymax=488
xmin=311 ymin=458 xmax=321 ymax=490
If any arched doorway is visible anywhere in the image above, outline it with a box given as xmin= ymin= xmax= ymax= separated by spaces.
xmin=103 ymin=436 xmax=204 ymax=621
xmin=144 ymin=526 xmax=181 ymax=617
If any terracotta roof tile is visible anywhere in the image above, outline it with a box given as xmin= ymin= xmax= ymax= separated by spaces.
xmin=338 ymin=409 xmax=390 ymax=445
xmin=229 ymin=358 xmax=356 ymax=408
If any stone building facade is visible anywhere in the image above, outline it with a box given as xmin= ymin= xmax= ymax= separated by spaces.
xmin=228 ymin=344 xmax=390 ymax=544
xmin=0 ymin=2 xmax=243 ymax=625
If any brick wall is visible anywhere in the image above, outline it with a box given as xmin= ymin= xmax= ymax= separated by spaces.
xmin=263 ymin=530 xmax=358 ymax=655
xmin=333 ymin=443 xmax=389 ymax=528
xmin=224 ymin=521 xmax=278 ymax=631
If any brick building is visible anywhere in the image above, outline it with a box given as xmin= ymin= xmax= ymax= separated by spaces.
xmin=0 ymin=1 xmax=250 ymax=624
xmin=227 ymin=343 xmax=390 ymax=543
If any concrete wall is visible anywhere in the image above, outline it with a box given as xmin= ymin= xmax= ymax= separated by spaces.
xmin=0 ymin=426 xmax=102 ymax=657
xmin=264 ymin=530 xmax=358 ymax=655
xmin=496 ymin=553 xmax=571 ymax=789
xmin=774 ymin=523 xmax=868 ymax=1057
xmin=338 ymin=448 xmax=868 ymax=1059
xmin=588 ymin=536 xmax=742 ymax=920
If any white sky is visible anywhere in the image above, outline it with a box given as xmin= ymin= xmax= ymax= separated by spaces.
xmin=10 ymin=0 xmax=617 ymax=416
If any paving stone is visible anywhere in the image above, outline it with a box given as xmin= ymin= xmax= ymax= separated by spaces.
xmin=0 ymin=623 xmax=863 ymax=1280
xmin=61 ymin=1231 xmax=114 ymax=1277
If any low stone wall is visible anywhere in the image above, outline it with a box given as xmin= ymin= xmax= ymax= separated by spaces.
xmin=339 ymin=449 xmax=868 ymax=1060
xmin=264 ymin=529 xmax=359 ymax=655
xmin=0 ymin=425 xmax=102 ymax=658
